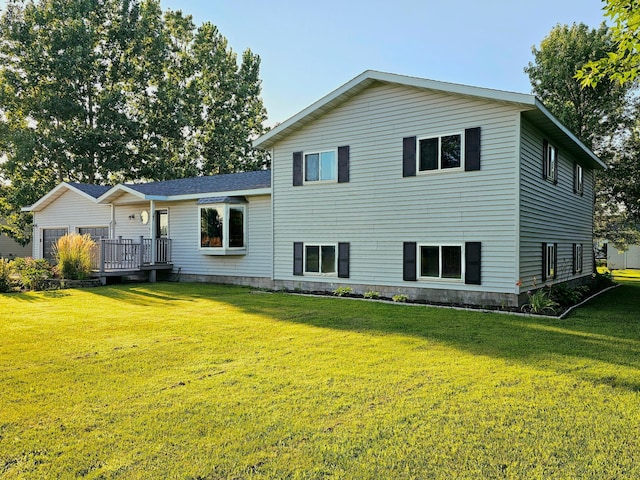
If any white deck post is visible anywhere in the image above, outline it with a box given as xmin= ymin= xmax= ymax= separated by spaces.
xmin=149 ymin=200 xmax=156 ymax=266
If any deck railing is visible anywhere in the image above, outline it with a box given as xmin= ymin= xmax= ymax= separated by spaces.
xmin=94 ymin=237 xmax=172 ymax=272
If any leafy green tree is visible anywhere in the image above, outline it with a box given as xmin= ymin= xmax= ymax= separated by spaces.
xmin=576 ymin=0 xmax=640 ymax=87
xmin=191 ymin=23 xmax=268 ymax=175
xmin=525 ymin=22 xmax=639 ymax=252
xmin=0 ymin=0 xmax=269 ymax=242
xmin=524 ymin=23 xmax=632 ymax=150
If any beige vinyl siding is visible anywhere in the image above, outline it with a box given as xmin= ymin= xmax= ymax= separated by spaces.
xmin=272 ymin=82 xmax=521 ymax=294
xmin=0 ymin=232 xmax=31 ymax=258
xmin=164 ymin=195 xmax=272 ymax=278
xmin=519 ymin=118 xmax=594 ymax=290
xmin=32 ymin=189 xmax=111 ymax=259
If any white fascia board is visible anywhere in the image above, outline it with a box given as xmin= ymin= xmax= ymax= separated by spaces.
xmin=254 ymin=71 xmax=372 ymax=149
xmin=254 ymin=70 xmax=536 ymax=149
xmin=163 ymin=187 xmax=271 ymax=202
xmin=24 ymin=182 xmax=101 ymax=212
xmin=534 ymin=99 xmax=607 ymax=170
xmin=96 ymin=184 xmax=148 ymax=204
xmin=368 ymin=70 xmax=536 ymax=105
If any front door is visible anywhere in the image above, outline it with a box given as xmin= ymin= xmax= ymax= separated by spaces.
xmin=155 ymin=210 xmax=168 ymax=238
xmin=154 ymin=210 xmax=169 ymax=263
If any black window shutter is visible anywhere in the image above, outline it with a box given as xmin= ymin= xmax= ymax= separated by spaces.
xmin=338 ymin=146 xmax=350 ymax=183
xmin=293 ymin=152 xmax=303 ymax=186
xmin=403 ymin=242 xmax=417 ymax=281
xmin=293 ymin=242 xmax=304 ymax=276
xmin=553 ymin=148 xmax=559 ymax=185
xmin=542 ymin=139 xmax=548 ymax=179
xmin=573 ymin=163 xmax=578 ymax=194
xmin=553 ymin=243 xmax=558 ymax=279
xmin=572 ymin=243 xmax=577 ymax=274
xmin=465 ymin=242 xmax=481 ymax=285
xmin=464 ymin=127 xmax=481 ymax=171
xmin=402 ymin=137 xmax=416 ymax=177
xmin=338 ymin=242 xmax=350 ymax=278
xmin=541 ymin=243 xmax=548 ymax=282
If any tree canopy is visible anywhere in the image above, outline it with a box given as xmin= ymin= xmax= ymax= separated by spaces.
xmin=0 ymin=0 xmax=268 ymax=244
xmin=525 ymin=22 xmax=640 ymax=251
xmin=576 ymin=0 xmax=640 ymax=87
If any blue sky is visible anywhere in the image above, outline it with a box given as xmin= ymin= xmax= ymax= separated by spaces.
xmin=159 ymin=0 xmax=608 ymax=126
xmin=0 ymin=0 xmax=608 ymax=126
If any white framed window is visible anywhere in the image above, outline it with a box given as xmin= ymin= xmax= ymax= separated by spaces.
xmin=418 ymin=244 xmax=463 ymax=280
xmin=304 ymin=244 xmax=337 ymax=275
xmin=544 ymin=242 xmax=556 ymax=279
xmin=199 ymin=203 xmax=246 ymax=255
xmin=544 ymin=141 xmax=558 ymax=183
xmin=573 ymin=243 xmax=583 ymax=274
xmin=574 ymin=163 xmax=584 ymax=195
xmin=305 ymin=149 xmax=337 ymax=183
xmin=77 ymin=226 xmax=109 ymax=240
xmin=418 ymin=133 xmax=462 ymax=172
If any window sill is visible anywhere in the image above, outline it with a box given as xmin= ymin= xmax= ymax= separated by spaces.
xmin=200 ymin=248 xmax=247 ymax=256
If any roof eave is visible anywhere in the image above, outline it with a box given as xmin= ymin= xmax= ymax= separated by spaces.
xmin=534 ymin=99 xmax=607 ymax=170
xmin=25 ymin=182 xmax=103 ymax=212
xmin=254 ymin=70 xmax=537 ymax=150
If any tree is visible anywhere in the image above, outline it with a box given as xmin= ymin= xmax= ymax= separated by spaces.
xmin=525 ymin=22 xmax=640 ymax=253
xmin=576 ymin=0 xmax=640 ymax=87
xmin=0 ymin=0 xmax=268 ymax=243
xmin=524 ymin=23 xmax=632 ymax=151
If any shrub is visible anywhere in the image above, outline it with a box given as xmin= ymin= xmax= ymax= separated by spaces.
xmin=55 ymin=233 xmax=96 ymax=280
xmin=10 ymin=257 xmax=53 ymax=290
xmin=0 ymin=258 xmax=13 ymax=293
xmin=521 ymin=288 xmax=559 ymax=314
xmin=392 ymin=294 xmax=408 ymax=303
xmin=364 ymin=290 xmax=380 ymax=299
xmin=550 ymin=284 xmax=589 ymax=307
xmin=590 ymin=270 xmax=615 ymax=291
xmin=332 ymin=286 xmax=353 ymax=297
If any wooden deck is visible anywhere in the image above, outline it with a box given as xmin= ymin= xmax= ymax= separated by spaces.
xmin=93 ymin=237 xmax=173 ymax=282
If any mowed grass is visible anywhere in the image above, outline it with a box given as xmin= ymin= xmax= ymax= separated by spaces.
xmin=1 ymin=277 xmax=639 ymax=479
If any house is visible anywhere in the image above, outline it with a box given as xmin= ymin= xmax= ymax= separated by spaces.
xmin=24 ymin=172 xmax=272 ymax=284
xmin=25 ymin=70 xmax=604 ymax=306
xmin=254 ymin=70 xmax=604 ymax=306
xmin=0 ymin=220 xmax=31 ymax=259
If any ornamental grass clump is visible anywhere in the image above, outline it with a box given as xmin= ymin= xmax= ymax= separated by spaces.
xmin=54 ymin=233 xmax=96 ymax=280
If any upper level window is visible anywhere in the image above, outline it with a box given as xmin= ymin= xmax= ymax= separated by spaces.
xmin=305 ymin=150 xmax=336 ymax=182
xmin=543 ymin=140 xmax=558 ymax=184
xmin=574 ymin=163 xmax=584 ymax=195
xmin=199 ymin=199 xmax=246 ymax=255
xmin=419 ymin=244 xmax=463 ymax=280
xmin=419 ymin=134 xmax=462 ymax=172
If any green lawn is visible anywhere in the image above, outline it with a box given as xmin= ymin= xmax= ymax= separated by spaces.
xmin=1 ymin=277 xmax=639 ymax=479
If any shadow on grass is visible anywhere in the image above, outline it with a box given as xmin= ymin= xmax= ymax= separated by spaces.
xmin=83 ymin=282 xmax=191 ymax=305
xmin=217 ymin=282 xmax=640 ymax=393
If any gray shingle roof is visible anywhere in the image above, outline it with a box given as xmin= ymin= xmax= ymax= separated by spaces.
xmin=124 ymin=170 xmax=271 ymax=196
xmin=67 ymin=182 xmax=112 ymax=199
